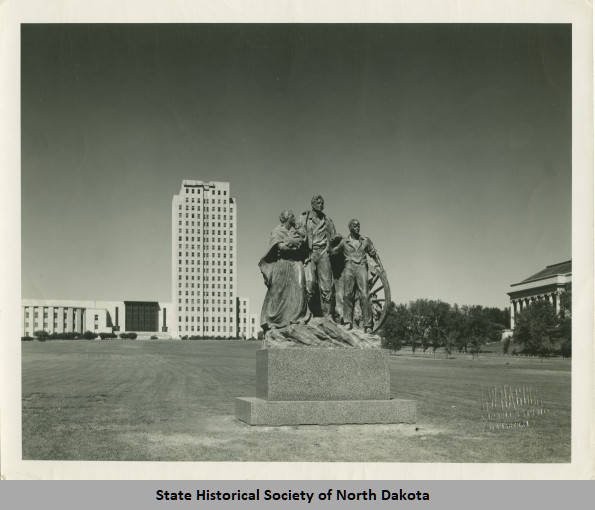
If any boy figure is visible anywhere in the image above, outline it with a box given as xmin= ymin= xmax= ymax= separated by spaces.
xmin=297 ymin=194 xmax=339 ymax=318
xmin=333 ymin=219 xmax=380 ymax=332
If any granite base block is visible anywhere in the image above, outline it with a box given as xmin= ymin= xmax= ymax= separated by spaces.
xmin=235 ymin=397 xmax=416 ymax=426
xmin=256 ymin=348 xmax=390 ymax=401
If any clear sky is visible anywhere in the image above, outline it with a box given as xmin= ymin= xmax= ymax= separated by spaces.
xmin=21 ymin=24 xmax=571 ymax=311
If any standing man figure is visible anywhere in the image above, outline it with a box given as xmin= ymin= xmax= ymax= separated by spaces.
xmin=333 ymin=219 xmax=381 ymax=332
xmin=298 ymin=194 xmax=339 ymax=318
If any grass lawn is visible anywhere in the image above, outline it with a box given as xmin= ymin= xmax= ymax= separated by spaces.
xmin=22 ymin=339 xmax=570 ymax=462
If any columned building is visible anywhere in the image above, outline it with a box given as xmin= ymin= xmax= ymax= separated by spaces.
xmin=507 ymin=260 xmax=571 ymax=329
xmin=172 ymin=180 xmax=238 ymax=338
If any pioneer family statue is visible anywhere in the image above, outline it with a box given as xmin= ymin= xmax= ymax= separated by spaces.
xmin=237 ymin=195 xmax=415 ymax=427
xmin=258 ymin=195 xmax=391 ymax=348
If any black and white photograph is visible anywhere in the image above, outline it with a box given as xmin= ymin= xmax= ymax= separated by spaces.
xmin=1 ymin=0 xmax=593 ymax=481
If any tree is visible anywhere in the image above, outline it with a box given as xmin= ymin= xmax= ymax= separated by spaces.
xmin=408 ymin=299 xmax=435 ymax=352
xmin=502 ymin=335 xmax=510 ymax=354
xmin=460 ymin=305 xmax=504 ymax=356
xmin=469 ymin=335 xmax=482 ymax=359
xmin=34 ymin=330 xmax=49 ymax=340
xmin=380 ymin=302 xmax=410 ymax=351
xmin=381 ymin=299 xmax=508 ymax=356
xmin=482 ymin=306 xmax=510 ymax=329
xmin=512 ymin=300 xmax=558 ymax=356
xmin=426 ymin=300 xmax=450 ymax=357
xmin=454 ymin=306 xmax=471 ymax=353
xmin=444 ymin=306 xmax=465 ymax=357
xmin=557 ymin=287 xmax=571 ymax=357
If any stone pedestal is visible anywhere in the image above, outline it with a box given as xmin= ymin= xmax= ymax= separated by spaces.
xmin=256 ymin=348 xmax=390 ymax=401
xmin=236 ymin=348 xmax=416 ymax=426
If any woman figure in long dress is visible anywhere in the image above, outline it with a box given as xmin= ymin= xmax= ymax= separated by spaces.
xmin=259 ymin=210 xmax=311 ymax=331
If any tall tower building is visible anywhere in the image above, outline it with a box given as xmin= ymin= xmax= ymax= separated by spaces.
xmin=172 ymin=180 xmax=237 ymax=338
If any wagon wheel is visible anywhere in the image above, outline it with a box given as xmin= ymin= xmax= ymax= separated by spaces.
xmin=368 ymin=256 xmax=391 ymax=333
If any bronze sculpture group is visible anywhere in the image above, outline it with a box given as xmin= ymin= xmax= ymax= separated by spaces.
xmin=259 ymin=194 xmax=385 ymax=336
